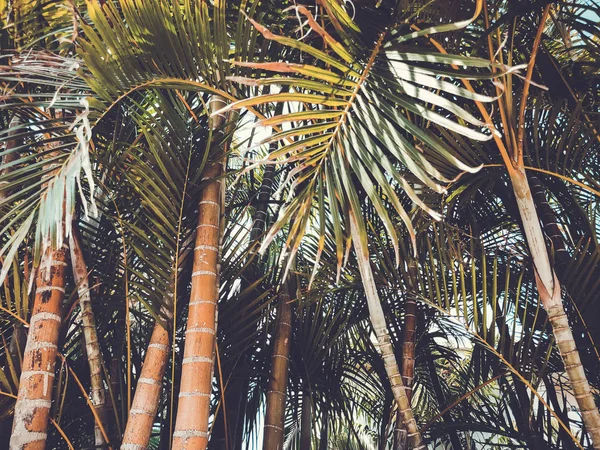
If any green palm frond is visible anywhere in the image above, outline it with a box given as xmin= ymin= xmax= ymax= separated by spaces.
xmin=0 ymin=52 xmax=95 ymax=281
xmin=217 ymin=1 xmax=508 ymax=276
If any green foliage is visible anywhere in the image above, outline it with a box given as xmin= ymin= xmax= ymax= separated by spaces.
xmin=0 ymin=0 xmax=599 ymax=449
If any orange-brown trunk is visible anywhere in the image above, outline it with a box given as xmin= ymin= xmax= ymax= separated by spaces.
xmin=262 ymin=283 xmax=293 ymax=450
xmin=121 ymin=322 xmax=170 ymax=450
xmin=172 ymin=161 xmax=222 ymax=449
xmin=9 ymin=246 xmax=67 ymax=450
xmin=172 ymin=95 xmax=227 ymax=450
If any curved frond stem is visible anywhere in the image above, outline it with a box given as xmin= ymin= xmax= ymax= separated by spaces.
xmin=481 ymin=164 xmax=600 ymax=198
xmin=516 ymin=5 xmax=552 ymax=165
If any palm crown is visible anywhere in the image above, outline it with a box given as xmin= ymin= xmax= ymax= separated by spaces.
xmin=1 ymin=1 xmax=599 ymax=449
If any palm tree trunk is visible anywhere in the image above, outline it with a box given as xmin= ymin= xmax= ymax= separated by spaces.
xmin=9 ymin=245 xmax=68 ymax=450
xmin=262 ymin=282 xmax=293 ymax=450
xmin=121 ymin=321 xmax=170 ymax=450
xmin=349 ymin=212 xmax=424 ymax=450
xmin=109 ymin=355 xmax=123 ymax=441
xmin=318 ymin=405 xmax=328 ymax=450
xmin=394 ymin=258 xmax=418 ymax=450
xmin=172 ymin=96 xmax=227 ymax=450
xmin=528 ymin=175 xmax=568 ymax=263
xmin=69 ymin=225 xmax=108 ymax=447
xmin=211 ymin=161 xmax=277 ymax=450
xmin=510 ymin=167 xmax=600 ymax=447
xmin=401 ymin=258 xmax=418 ymax=400
xmin=300 ymin=389 xmax=311 ymax=450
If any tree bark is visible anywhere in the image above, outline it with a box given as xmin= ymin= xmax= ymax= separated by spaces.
xmin=300 ymin=389 xmax=311 ymax=450
xmin=528 ymin=175 xmax=568 ymax=264
xmin=262 ymin=282 xmax=293 ymax=450
xmin=394 ymin=258 xmax=418 ymax=450
xmin=9 ymin=245 xmax=68 ymax=450
xmin=510 ymin=167 xmax=600 ymax=447
xmin=318 ymin=405 xmax=328 ymax=450
xmin=121 ymin=321 xmax=170 ymax=450
xmin=401 ymin=258 xmax=418 ymax=400
xmin=172 ymin=95 xmax=227 ymax=450
xmin=211 ymin=161 xmax=277 ymax=450
xmin=69 ymin=225 xmax=108 ymax=447
xmin=349 ymin=212 xmax=424 ymax=450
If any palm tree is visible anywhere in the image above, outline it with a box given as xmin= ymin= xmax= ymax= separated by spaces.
xmin=1 ymin=1 xmax=599 ymax=449
xmin=263 ymin=278 xmax=294 ymax=450
xmin=69 ymin=224 xmax=108 ymax=447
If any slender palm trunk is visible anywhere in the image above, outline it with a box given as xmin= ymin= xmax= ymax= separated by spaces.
xmin=510 ymin=167 xmax=600 ymax=447
xmin=121 ymin=321 xmax=170 ymax=450
xmin=109 ymin=356 xmax=123 ymax=441
xmin=300 ymin=390 xmax=311 ymax=450
xmin=394 ymin=258 xmax=418 ymax=450
xmin=262 ymin=282 xmax=293 ymax=450
xmin=319 ymin=405 xmax=328 ymax=450
xmin=401 ymin=259 xmax=418 ymax=399
xmin=172 ymin=96 xmax=226 ymax=450
xmin=349 ymin=212 xmax=424 ymax=450
xmin=9 ymin=245 xmax=68 ymax=449
xmin=69 ymin=225 xmax=108 ymax=446
xmin=212 ymin=162 xmax=277 ymax=450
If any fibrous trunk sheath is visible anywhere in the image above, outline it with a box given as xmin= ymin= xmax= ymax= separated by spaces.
xmin=9 ymin=246 xmax=68 ymax=450
xmin=262 ymin=282 xmax=293 ymax=450
xmin=121 ymin=321 xmax=170 ymax=450
xmin=69 ymin=226 xmax=108 ymax=447
xmin=172 ymin=96 xmax=227 ymax=450
xmin=511 ymin=167 xmax=600 ymax=447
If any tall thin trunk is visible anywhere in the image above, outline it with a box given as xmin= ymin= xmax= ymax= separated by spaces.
xmin=510 ymin=167 xmax=600 ymax=447
xmin=318 ymin=405 xmax=328 ymax=450
xmin=262 ymin=282 xmax=293 ymax=450
xmin=172 ymin=96 xmax=227 ymax=450
xmin=394 ymin=258 xmax=418 ymax=450
xmin=109 ymin=356 xmax=123 ymax=442
xmin=212 ymin=95 xmax=287 ymax=449
xmin=300 ymin=389 xmax=311 ymax=450
xmin=69 ymin=225 xmax=108 ymax=447
xmin=349 ymin=212 xmax=424 ymax=450
xmin=9 ymin=245 xmax=67 ymax=450
xmin=211 ymin=161 xmax=278 ymax=450
xmin=401 ymin=258 xmax=418 ymax=400
xmin=121 ymin=321 xmax=170 ymax=450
